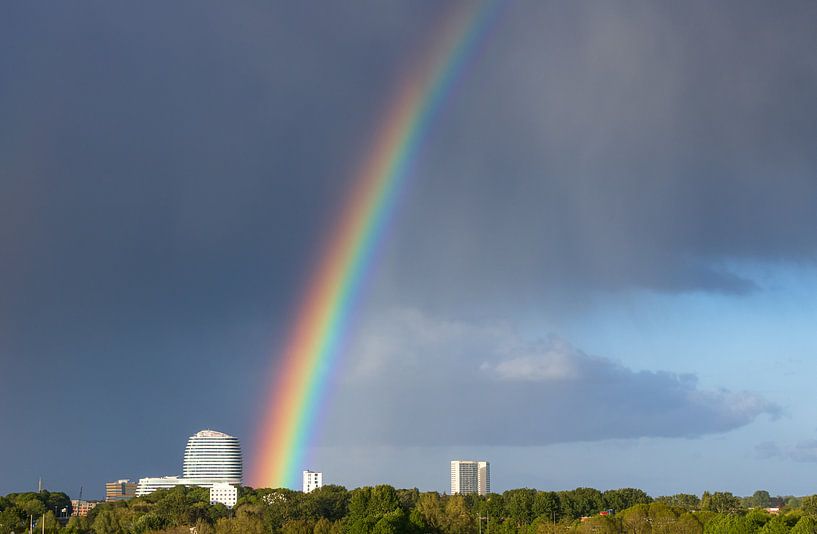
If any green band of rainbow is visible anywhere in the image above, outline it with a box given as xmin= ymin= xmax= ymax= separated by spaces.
xmin=252 ymin=0 xmax=501 ymax=489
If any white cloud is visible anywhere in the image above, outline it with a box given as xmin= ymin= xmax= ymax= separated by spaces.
xmin=323 ymin=308 xmax=779 ymax=447
xmin=482 ymin=338 xmax=580 ymax=381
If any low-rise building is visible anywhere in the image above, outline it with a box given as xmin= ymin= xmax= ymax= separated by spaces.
xmin=105 ymin=480 xmax=137 ymax=502
xmin=71 ymin=500 xmax=101 ymax=517
xmin=210 ymin=482 xmax=238 ymax=508
xmin=136 ymin=476 xmax=245 ymax=496
xmin=135 ymin=476 xmax=186 ymax=496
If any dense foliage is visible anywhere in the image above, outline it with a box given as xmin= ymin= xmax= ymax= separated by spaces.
xmin=2 ymin=485 xmax=817 ymax=534
xmin=0 ymin=490 xmax=71 ymax=533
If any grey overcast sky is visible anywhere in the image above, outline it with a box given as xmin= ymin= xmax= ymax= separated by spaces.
xmin=2 ymin=1 xmax=817 ymax=499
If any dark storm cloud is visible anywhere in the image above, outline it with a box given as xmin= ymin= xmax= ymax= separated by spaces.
xmin=0 ymin=1 xmax=436 ymax=333
xmin=378 ymin=0 xmax=817 ymax=309
xmin=0 ymin=0 xmax=814 ymax=495
xmin=323 ymin=309 xmax=779 ymax=446
xmin=0 ymin=0 xmax=442 ymax=495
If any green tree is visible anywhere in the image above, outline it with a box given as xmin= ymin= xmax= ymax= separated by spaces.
xmin=656 ymin=494 xmax=701 ymax=512
xmin=759 ymin=516 xmax=792 ymax=534
xmin=281 ymin=518 xmax=312 ymax=534
xmin=532 ymin=491 xmax=561 ymax=523
xmin=559 ymin=488 xmax=603 ymax=519
xmin=504 ymin=489 xmax=536 ymax=525
xmin=313 ymin=517 xmax=335 ymax=534
xmin=412 ymin=492 xmax=445 ymax=533
xmin=93 ymin=509 xmax=123 ymax=534
xmin=396 ymin=489 xmax=420 ymax=512
xmin=618 ymin=503 xmax=651 ymax=534
xmin=42 ymin=491 xmax=73 ymax=518
xmin=132 ymin=511 xmax=166 ymax=533
xmin=150 ymin=527 xmax=197 ymax=534
xmin=347 ymin=487 xmax=372 ymax=522
xmin=703 ymin=514 xmax=756 ymax=534
xmin=148 ymin=485 xmax=215 ymax=527
xmin=648 ymin=502 xmax=679 ymax=534
xmin=64 ymin=515 xmax=91 ymax=534
xmin=368 ymin=486 xmax=400 ymax=517
xmin=801 ymin=496 xmax=817 ymax=516
xmin=372 ymin=509 xmax=408 ymax=534
xmin=529 ymin=515 xmax=572 ymax=534
xmin=303 ymin=485 xmax=349 ymax=522
xmin=16 ymin=496 xmax=46 ymax=518
xmin=443 ymin=495 xmax=474 ymax=534
xmin=347 ymin=515 xmax=378 ymax=534
xmin=745 ymin=509 xmax=773 ymax=530
xmin=193 ymin=519 xmax=216 ymax=534
xmin=575 ymin=515 xmax=620 ymax=534
xmin=751 ymin=491 xmax=773 ymax=509
xmin=0 ymin=506 xmax=25 ymax=534
xmin=785 ymin=511 xmax=806 ymax=528
xmin=483 ymin=494 xmax=505 ymax=522
xmin=702 ymin=492 xmax=742 ymax=515
xmin=792 ymin=516 xmax=817 ymax=534
xmin=603 ymin=488 xmax=651 ymax=513
xmin=255 ymin=489 xmax=302 ymax=530
xmin=676 ymin=512 xmax=704 ymax=534
xmin=214 ymin=514 xmax=266 ymax=534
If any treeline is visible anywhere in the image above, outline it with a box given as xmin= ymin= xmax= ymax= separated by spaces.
xmin=0 ymin=490 xmax=72 ymax=533
xmin=3 ymin=485 xmax=817 ymax=534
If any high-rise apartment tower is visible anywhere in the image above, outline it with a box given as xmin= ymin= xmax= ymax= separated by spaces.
xmin=450 ymin=460 xmax=490 ymax=496
xmin=303 ymin=470 xmax=323 ymax=493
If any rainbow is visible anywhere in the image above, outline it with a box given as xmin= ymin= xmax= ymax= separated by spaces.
xmin=252 ymin=0 xmax=501 ymax=489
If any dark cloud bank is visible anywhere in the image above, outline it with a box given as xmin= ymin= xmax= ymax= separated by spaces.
xmin=379 ymin=0 xmax=817 ymax=311
xmin=0 ymin=0 xmax=815 ymax=494
xmin=323 ymin=310 xmax=779 ymax=447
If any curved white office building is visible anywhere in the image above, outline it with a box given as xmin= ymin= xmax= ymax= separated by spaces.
xmin=182 ymin=430 xmax=243 ymax=483
xmin=136 ymin=476 xmax=185 ymax=497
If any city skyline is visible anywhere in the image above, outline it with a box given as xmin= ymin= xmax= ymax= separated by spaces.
xmin=3 ymin=0 xmax=817 ymax=499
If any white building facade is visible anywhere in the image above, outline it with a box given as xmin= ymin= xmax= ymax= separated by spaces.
xmin=183 ymin=430 xmax=243 ymax=483
xmin=450 ymin=460 xmax=490 ymax=496
xmin=136 ymin=476 xmax=245 ymax=497
xmin=210 ymin=482 xmax=238 ymax=508
xmin=302 ymin=470 xmax=323 ymax=493
xmin=136 ymin=429 xmax=244 ymax=497
xmin=136 ymin=476 xmax=186 ymax=496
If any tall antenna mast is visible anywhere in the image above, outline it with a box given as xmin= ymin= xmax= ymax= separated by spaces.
xmin=77 ymin=486 xmax=83 ymax=517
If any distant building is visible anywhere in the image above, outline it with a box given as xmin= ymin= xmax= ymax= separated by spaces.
xmin=210 ymin=482 xmax=238 ymax=508
xmin=183 ymin=430 xmax=243 ymax=483
xmin=136 ymin=476 xmax=186 ymax=496
xmin=302 ymin=470 xmax=323 ymax=493
xmin=71 ymin=500 xmax=101 ymax=516
xmin=450 ymin=460 xmax=490 ymax=496
xmin=136 ymin=429 xmax=244 ymax=497
xmin=105 ymin=479 xmax=137 ymax=502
